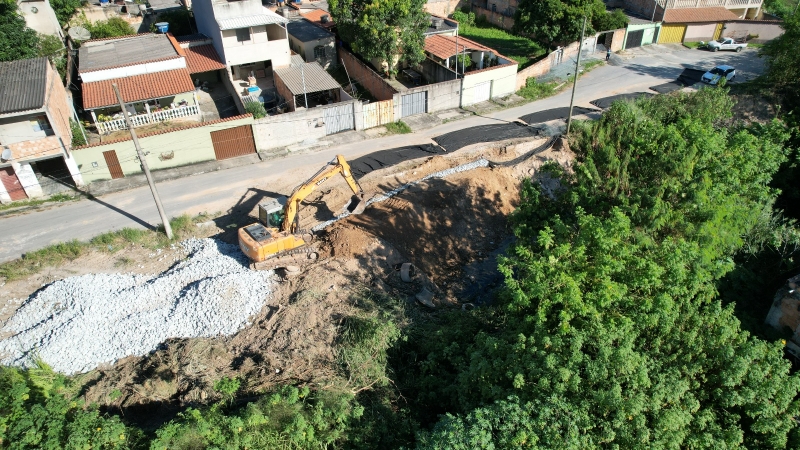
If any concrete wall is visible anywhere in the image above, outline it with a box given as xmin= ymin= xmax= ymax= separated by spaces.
xmin=624 ymin=22 xmax=661 ymax=48
xmin=221 ymin=27 xmax=291 ymax=68
xmin=252 ymin=99 xmax=359 ymax=151
xmin=338 ymin=47 xmax=398 ymax=101
xmin=393 ymin=78 xmax=462 ymax=117
xmin=73 ymin=116 xmax=254 ymax=183
xmin=462 ymin=62 xmax=517 ymax=105
xmin=80 ymin=58 xmax=186 ymax=83
xmin=0 ymin=113 xmax=51 ymax=146
xmin=424 ymin=0 xmax=464 ymax=16
xmin=45 ymin=61 xmax=73 ymax=150
xmin=468 ymin=1 xmax=517 ymax=30
xmin=192 ymin=0 xmax=225 ymax=63
xmin=723 ymin=20 xmax=785 ymax=42
xmin=515 ymin=39 xmax=580 ymax=89
xmin=289 ymin=34 xmax=336 ymax=69
xmin=684 ymin=23 xmax=719 ymax=42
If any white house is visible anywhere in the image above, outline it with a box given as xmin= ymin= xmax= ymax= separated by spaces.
xmin=193 ymin=0 xmax=291 ymax=105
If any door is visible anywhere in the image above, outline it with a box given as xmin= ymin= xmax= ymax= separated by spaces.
xmin=102 ymin=150 xmax=125 ymax=179
xmin=659 ymin=24 xmax=686 ymax=43
xmin=473 ymin=81 xmax=492 ymax=104
xmin=0 ymin=166 xmax=27 ymax=201
xmin=642 ymin=27 xmax=655 ymax=46
xmin=399 ymin=91 xmax=427 ymax=118
xmin=323 ymin=103 xmax=355 ymax=135
xmin=362 ymin=99 xmax=394 ymax=129
xmin=210 ymin=125 xmax=257 ymax=160
xmin=625 ymin=29 xmax=645 ymax=49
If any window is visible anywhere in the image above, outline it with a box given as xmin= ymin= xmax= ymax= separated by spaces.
xmin=314 ymin=45 xmax=326 ymax=61
xmin=236 ymin=27 xmax=251 ymax=42
xmin=30 ymin=116 xmax=52 ymax=134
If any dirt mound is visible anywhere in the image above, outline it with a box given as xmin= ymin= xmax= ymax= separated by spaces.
xmin=345 ymin=165 xmax=519 ymax=301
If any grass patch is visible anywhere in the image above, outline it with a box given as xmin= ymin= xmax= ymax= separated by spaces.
xmin=384 ymin=121 xmax=412 ymax=134
xmin=582 ymin=59 xmax=605 ymax=72
xmin=0 ymin=193 xmax=78 ymax=213
xmin=517 ymin=78 xmax=560 ymax=101
xmin=683 ymin=42 xmax=706 ymax=49
xmin=0 ymin=214 xmax=208 ymax=282
xmin=459 ymin=24 xmax=545 ymax=69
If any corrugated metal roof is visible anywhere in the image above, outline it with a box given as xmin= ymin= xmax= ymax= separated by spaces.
xmin=217 ymin=12 xmax=288 ymax=30
xmin=0 ymin=57 xmax=48 ymax=114
xmin=79 ymin=34 xmax=179 ymax=72
xmin=274 ymin=61 xmax=341 ymax=95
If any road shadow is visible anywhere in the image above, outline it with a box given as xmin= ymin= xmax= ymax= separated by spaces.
xmin=87 ymin=196 xmax=156 ymax=230
xmin=212 ymin=187 xmax=283 ymax=244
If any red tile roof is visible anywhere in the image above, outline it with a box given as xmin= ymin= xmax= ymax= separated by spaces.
xmin=663 ymin=7 xmax=739 ymax=23
xmin=300 ymin=9 xmax=335 ymax=29
xmin=82 ymin=68 xmax=195 ymax=109
xmin=184 ymin=45 xmax=226 ymax=74
xmin=424 ymin=34 xmax=493 ymax=60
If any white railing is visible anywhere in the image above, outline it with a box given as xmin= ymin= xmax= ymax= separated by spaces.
xmin=666 ymin=0 xmax=760 ymax=7
xmin=96 ymin=105 xmax=200 ymax=134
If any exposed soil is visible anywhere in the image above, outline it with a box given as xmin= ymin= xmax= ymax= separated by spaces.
xmin=2 ymin=135 xmax=574 ymax=427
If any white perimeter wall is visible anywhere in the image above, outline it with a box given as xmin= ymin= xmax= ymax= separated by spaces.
xmin=80 ymin=57 xmax=187 ymax=82
xmin=461 ymin=63 xmax=517 ymax=106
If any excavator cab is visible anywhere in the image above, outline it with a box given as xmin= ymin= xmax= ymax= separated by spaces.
xmin=258 ymin=196 xmax=287 ymax=228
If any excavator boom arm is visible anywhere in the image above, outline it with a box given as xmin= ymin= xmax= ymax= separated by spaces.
xmin=281 ymin=155 xmax=362 ymax=232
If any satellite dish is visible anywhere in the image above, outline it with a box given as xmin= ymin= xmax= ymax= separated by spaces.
xmin=68 ymin=26 xmax=91 ymax=41
xmin=1 ymin=149 xmax=12 ymax=161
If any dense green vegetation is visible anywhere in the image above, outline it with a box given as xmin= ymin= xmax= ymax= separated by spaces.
xmin=514 ymin=0 xmax=628 ymax=48
xmin=329 ymin=0 xmax=429 ymax=77
xmin=453 ymin=10 xmax=544 ymax=68
xmin=82 ymin=16 xmax=134 ymax=39
xmin=0 ymin=0 xmax=40 ymax=62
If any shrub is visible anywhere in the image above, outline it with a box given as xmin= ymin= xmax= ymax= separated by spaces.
xmin=70 ymin=119 xmax=87 ymax=147
xmin=517 ymin=77 xmax=558 ymax=100
xmin=451 ymin=10 xmax=475 ymax=28
xmin=384 ymin=121 xmax=411 ymax=134
xmin=244 ymin=101 xmax=267 ymax=119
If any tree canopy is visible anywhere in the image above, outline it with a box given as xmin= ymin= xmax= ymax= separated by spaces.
xmin=328 ymin=0 xmax=429 ymax=77
xmin=400 ymin=88 xmax=799 ymax=448
xmin=0 ymin=0 xmax=40 ymax=62
xmin=514 ymin=0 xmax=628 ymax=48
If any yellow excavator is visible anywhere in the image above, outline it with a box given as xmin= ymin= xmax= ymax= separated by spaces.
xmin=238 ymin=155 xmax=367 ymax=270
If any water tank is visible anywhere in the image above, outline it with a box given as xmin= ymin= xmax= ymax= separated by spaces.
xmin=155 ymin=22 xmax=169 ymax=33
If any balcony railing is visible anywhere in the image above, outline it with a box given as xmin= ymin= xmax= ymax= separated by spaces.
xmin=666 ymin=0 xmax=761 ymax=8
xmin=95 ymin=105 xmax=200 ymax=134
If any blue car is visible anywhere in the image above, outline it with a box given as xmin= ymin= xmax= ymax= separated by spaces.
xmin=701 ymin=65 xmax=736 ymax=85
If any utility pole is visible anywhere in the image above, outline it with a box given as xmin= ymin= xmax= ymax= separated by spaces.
xmin=300 ymin=62 xmax=309 ymax=108
xmin=566 ymin=16 xmax=587 ymax=136
xmin=112 ymin=84 xmax=173 ymax=239
xmin=651 ymin=0 xmax=659 ymax=22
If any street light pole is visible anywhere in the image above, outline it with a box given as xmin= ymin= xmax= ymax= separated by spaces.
xmin=111 ymin=84 xmax=173 ymax=239
xmin=566 ymin=16 xmax=587 ymax=136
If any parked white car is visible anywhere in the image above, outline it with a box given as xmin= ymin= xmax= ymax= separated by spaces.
xmin=701 ymin=65 xmax=736 ymax=85
xmin=707 ymin=38 xmax=748 ymax=52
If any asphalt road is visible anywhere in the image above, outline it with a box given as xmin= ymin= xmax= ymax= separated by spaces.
xmin=0 ymin=46 xmax=765 ymax=263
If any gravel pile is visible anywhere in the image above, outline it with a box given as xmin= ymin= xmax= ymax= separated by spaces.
xmin=312 ymin=158 xmax=489 ymax=231
xmin=0 ymin=238 xmax=273 ymax=374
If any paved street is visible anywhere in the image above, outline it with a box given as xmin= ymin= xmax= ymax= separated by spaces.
xmin=0 ymin=46 xmax=765 ymax=263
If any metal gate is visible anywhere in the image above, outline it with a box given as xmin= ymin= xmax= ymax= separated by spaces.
xmin=362 ymin=99 xmax=394 ymax=129
xmin=659 ymin=24 xmax=686 ymax=43
xmin=399 ymin=91 xmax=427 ymax=118
xmin=473 ymin=81 xmax=492 ymax=104
xmin=210 ymin=125 xmax=257 ymax=160
xmin=0 ymin=166 xmax=26 ymax=201
xmin=102 ymin=150 xmax=125 ymax=179
xmin=323 ymin=103 xmax=355 ymax=135
xmin=626 ymin=29 xmax=644 ymax=49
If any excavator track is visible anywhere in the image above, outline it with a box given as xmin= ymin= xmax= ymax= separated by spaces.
xmin=251 ymin=246 xmax=319 ymax=271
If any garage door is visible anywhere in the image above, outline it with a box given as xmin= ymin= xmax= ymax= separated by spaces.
xmin=399 ymin=91 xmax=427 ymax=118
xmin=625 ymin=29 xmax=644 ymax=49
xmin=210 ymin=125 xmax=257 ymax=160
xmin=659 ymin=24 xmax=686 ymax=43
xmin=473 ymin=81 xmax=492 ymax=104
xmin=0 ymin=166 xmax=27 ymax=201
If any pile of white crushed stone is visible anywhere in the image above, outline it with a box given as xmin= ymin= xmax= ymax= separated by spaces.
xmin=0 ymin=238 xmax=274 ymax=375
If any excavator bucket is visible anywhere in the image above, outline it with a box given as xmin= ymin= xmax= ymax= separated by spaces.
xmin=343 ymin=192 xmax=368 ymax=215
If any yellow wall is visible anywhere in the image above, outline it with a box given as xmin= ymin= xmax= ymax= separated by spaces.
xmin=73 ymin=116 xmax=254 ymax=183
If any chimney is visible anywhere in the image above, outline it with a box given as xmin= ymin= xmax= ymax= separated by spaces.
xmin=432 ymin=18 xmax=443 ymax=29
xmin=321 ymin=14 xmax=330 ymax=23
xmin=281 ymin=7 xmax=291 ymax=18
